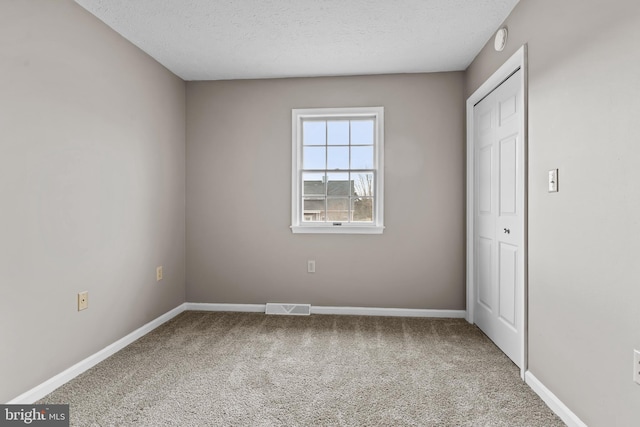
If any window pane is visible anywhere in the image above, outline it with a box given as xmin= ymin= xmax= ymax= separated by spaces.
xmin=352 ymin=172 xmax=374 ymax=197
xmin=303 ymin=146 xmax=326 ymax=169
xmin=351 ymin=119 xmax=374 ymax=145
xmin=303 ymin=198 xmax=325 ymax=222
xmin=303 ymin=173 xmax=325 ymax=196
xmin=327 ymin=146 xmax=349 ymax=169
xmin=326 ymin=173 xmax=350 ymax=196
xmin=352 ymin=197 xmax=374 ymax=222
xmin=327 ymin=121 xmax=349 ymax=145
xmin=327 ymin=198 xmax=349 ymax=221
xmin=303 ymin=121 xmax=326 ymax=145
xmin=351 ymin=146 xmax=374 ymax=169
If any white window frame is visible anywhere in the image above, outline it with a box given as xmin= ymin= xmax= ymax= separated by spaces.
xmin=291 ymin=106 xmax=384 ymax=234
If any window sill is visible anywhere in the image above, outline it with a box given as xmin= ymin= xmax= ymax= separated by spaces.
xmin=290 ymin=225 xmax=384 ymax=235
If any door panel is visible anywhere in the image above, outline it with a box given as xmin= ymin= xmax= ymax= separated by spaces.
xmin=478 ymin=237 xmax=493 ymax=310
xmin=498 ymin=242 xmax=517 ymax=327
xmin=479 ymin=145 xmax=493 ymax=214
xmin=473 ymin=69 xmax=523 ymax=367
xmin=479 ymin=109 xmax=492 ymax=131
xmin=499 ymin=95 xmax=517 ymax=123
xmin=499 ymin=136 xmax=517 ymax=215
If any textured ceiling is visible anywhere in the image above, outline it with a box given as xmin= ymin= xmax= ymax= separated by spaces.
xmin=74 ymin=0 xmax=519 ymax=81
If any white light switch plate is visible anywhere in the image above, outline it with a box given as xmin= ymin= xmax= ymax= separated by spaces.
xmin=548 ymin=169 xmax=558 ymax=192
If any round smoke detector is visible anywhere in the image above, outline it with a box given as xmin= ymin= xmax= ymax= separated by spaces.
xmin=494 ymin=27 xmax=508 ymax=52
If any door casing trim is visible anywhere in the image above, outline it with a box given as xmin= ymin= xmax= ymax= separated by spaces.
xmin=466 ymin=45 xmax=528 ymax=379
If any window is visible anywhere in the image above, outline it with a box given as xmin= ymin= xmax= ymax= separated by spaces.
xmin=291 ymin=107 xmax=384 ymax=234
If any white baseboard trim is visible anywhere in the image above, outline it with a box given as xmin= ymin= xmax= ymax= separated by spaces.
xmin=525 ymin=371 xmax=587 ymax=427
xmin=184 ymin=302 xmax=266 ymax=313
xmin=310 ymin=306 xmax=467 ymax=318
xmin=8 ymin=304 xmax=186 ymax=404
xmin=184 ymin=303 xmax=466 ymax=319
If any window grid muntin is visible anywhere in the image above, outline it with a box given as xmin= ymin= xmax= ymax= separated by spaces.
xmin=301 ymin=116 xmax=376 ymax=224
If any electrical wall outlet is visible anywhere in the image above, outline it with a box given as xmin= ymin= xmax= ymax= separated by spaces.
xmin=78 ymin=291 xmax=88 ymax=311
xmin=634 ymin=349 xmax=640 ymax=385
xmin=156 ymin=266 xmax=163 ymax=281
xmin=307 ymin=260 xmax=316 ymax=273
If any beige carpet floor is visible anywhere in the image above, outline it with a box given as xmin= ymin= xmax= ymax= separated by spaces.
xmin=39 ymin=311 xmax=565 ymax=426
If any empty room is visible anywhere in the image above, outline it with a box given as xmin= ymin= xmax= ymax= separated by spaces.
xmin=1 ymin=0 xmax=639 ymax=426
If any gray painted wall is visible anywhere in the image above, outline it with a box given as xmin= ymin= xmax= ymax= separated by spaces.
xmin=0 ymin=0 xmax=186 ymax=402
xmin=10 ymin=1 xmax=636 ymax=422
xmin=186 ymin=74 xmax=466 ymax=309
xmin=466 ymin=0 xmax=640 ymax=424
